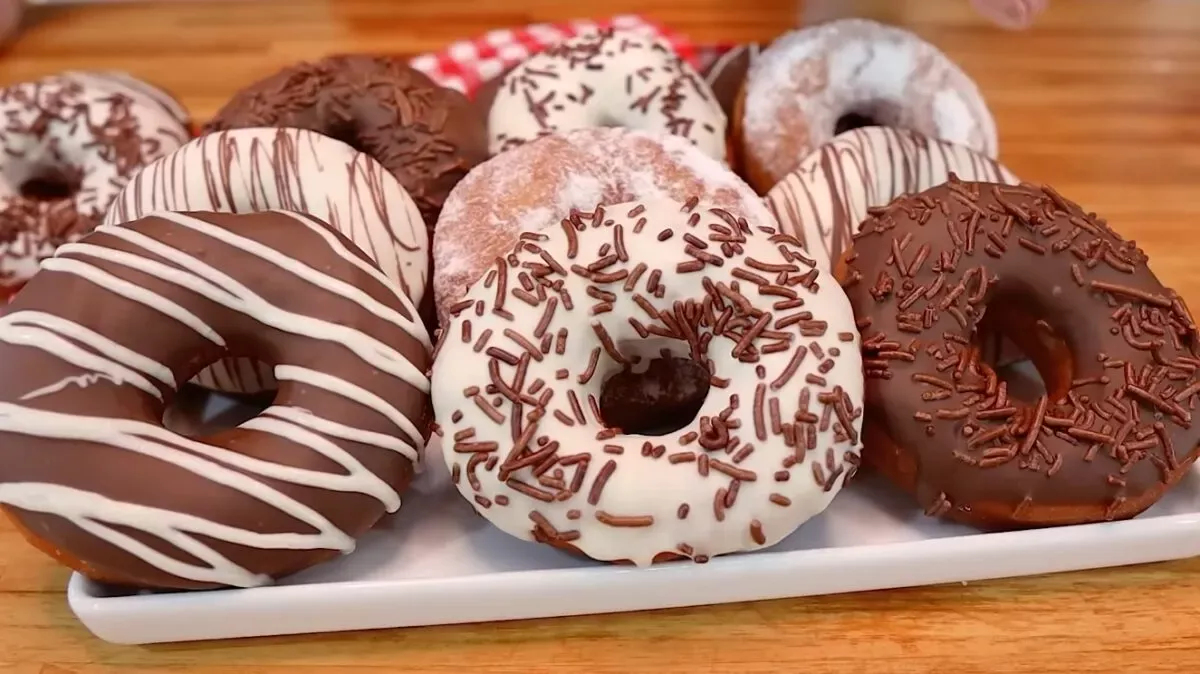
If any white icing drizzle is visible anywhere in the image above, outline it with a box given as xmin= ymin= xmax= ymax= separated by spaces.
xmin=0 ymin=211 xmax=427 ymax=587
xmin=434 ymin=198 xmax=864 ymax=566
xmin=102 ymin=128 xmax=430 ymax=394
xmin=488 ymin=29 xmax=727 ymax=162
xmin=765 ymin=126 xmax=1019 ymax=272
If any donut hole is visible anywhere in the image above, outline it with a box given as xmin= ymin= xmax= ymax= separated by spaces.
xmin=325 ymin=119 xmax=370 ymax=155
xmin=20 ymin=167 xmax=82 ymax=202
xmin=598 ymin=356 xmax=711 ymax=436
xmin=834 ymin=112 xmax=879 ymax=135
xmin=832 ymin=100 xmax=903 ymax=136
xmin=973 ymin=293 xmax=1074 ymax=403
xmin=162 ymin=384 xmax=268 ymax=437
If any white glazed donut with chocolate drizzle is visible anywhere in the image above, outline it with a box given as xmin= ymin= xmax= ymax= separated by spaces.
xmin=766 ymin=127 xmax=1018 ymax=272
xmin=103 ymin=127 xmax=428 ymax=395
xmin=433 ymin=197 xmax=864 ymax=565
xmin=0 ymin=210 xmax=430 ymax=590
xmin=0 ymin=71 xmax=190 ymax=290
xmin=487 ymin=29 xmax=727 ymax=162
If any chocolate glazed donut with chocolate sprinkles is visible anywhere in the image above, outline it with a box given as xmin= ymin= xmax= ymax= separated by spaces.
xmin=205 ymin=54 xmax=488 ymax=229
xmin=840 ymin=176 xmax=1200 ymax=529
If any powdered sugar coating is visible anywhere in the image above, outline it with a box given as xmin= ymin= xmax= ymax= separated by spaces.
xmin=433 ymin=127 xmax=772 ymax=320
xmin=488 ymin=29 xmax=727 ymax=162
xmin=741 ymin=19 xmax=997 ymax=191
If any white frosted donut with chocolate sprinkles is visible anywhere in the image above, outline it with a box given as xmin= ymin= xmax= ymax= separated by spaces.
xmin=432 ymin=197 xmax=864 ymax=565
xmin=488 ymin=29 xmax=727 ymax=161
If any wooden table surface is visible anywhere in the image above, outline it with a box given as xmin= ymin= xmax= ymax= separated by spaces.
xmin=2 ymin=0 xmax=1200 ymax=671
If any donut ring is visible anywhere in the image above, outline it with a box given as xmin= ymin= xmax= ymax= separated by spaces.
xmin=841 ymin=178 xmax=1200 ymax=529
xmin=433 ymin=127 xmax=770 ymax=322
xmin=0 ymin=71 xmax=190 ymax=288
xmin=0 ymin=210 xmax=430 ymax=589
xmin=433 ymin=197 xmax=864 ymax=565
xmin=487 ymin=29 xmax=727 ymax=162
xmin=737 ymin=19 xmax=998 ymax=193
xmin=205 ymin=54 xmax=488 ymax=229
xmin=103 ymin=127 xmax=429 ymax=395
xmin=766 ymin=127 xmax=1017 ymax=272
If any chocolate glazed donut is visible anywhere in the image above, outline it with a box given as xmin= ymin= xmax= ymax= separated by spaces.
xmin=841 ymin=178 xmax=1200 ymax=529
xmin=205 ymin=54 xmax=488 ymax=230
xmin=0 ymin=211 xmax=430 ymax=590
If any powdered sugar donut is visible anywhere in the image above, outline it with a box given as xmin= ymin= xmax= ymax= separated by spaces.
xmin=488 ymin=29 xmax=727 ymax=162
xmin=766 ymin=127 xmax=1017 ymax=272
xmin=104 ymin=127 xmax=429 ymax=395
xmin=737 ymin=19 xmax=998 ymax=193
xmin=433 ymin=197 xmax=863 ymax=565
xmin=0 ymin=70 xmax=189 ymax=289
xmin=434 ymin=127 xmax=771 ymax=321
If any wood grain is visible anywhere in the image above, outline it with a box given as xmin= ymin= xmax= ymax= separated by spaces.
xmin=3 ymin=0 xmax=1200 ymax=671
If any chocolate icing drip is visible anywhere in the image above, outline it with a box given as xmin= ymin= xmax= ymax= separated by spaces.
xmin=205 ymin=54 xmax=488 ymax=230
xmin=842 ymin=177 xmax=1200 ymax=528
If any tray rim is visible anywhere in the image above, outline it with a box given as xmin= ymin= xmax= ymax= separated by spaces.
xmin=67 ymin=507 xmax=1200 ymax=644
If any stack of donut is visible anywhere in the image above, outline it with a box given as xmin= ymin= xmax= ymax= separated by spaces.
xmin=0 ymin=14 xmax=1195 ymax=595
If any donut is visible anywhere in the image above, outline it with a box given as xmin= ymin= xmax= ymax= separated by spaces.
xmin=0 ymin=210 xmax=430 ymax=590
xmin=487 ymin=29 xmax=727 ymax=162
xmin=737 ymin=19 xmax=998 ymax=194
xmin=433 ymin=197 xmax=863 ymax=564
xmin=766 ymin=127 xmax=1017 ymax=273
xmin=700 ymin=43 xmax=761 ymax=120
xmin=205 ymin=54 xmax=488 ymax=229
xmin=0 ymin=71 xmax=190 ymax=289
xmin=433 ymin=127 xmax=771 ymax=322
xmin=840 ymin=178 xmax=1200 ymax=529
xmin=103 ymin=127 xmax=429 ymax=396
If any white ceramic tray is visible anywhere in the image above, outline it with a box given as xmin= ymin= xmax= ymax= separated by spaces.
xmin=66 ymin=375 xmax=1200 ymax=645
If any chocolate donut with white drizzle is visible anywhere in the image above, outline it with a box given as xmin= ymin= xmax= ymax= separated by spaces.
xmin=433 ymin=197 xmax=863 ymax=565
xmin=0 ymin=210 xmax=430 ymax=590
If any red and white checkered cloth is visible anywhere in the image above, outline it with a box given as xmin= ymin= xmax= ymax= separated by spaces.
xmin=407 ymin=15 xmax=724 ymax=99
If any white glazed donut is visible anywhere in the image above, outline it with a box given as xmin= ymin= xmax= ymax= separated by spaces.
xmin=766 ymin=127 xmax=1018 ymax=272
xmin=433 ymin=197 xmax=864 ymax=566
xmin=738 ymin=19 xmax=998 ymax=193
xmin=487 ymin=29 xmax=727 ymax=162
xmin=434 ymin=127 xmax=770 ymax=323
xmin=0 ymin=71 xmax=190 ymax=288
xmin=103 ymin=127 xmax=429 ymax=395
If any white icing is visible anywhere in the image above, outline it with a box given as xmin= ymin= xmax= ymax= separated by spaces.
xmin=741 ymin=19 xmax=999 ymax=187
xmin=0 ymin=71 xmax=189 ymax=285
xmin=102 ymin=128 xmax=430 ymax=395
xmin=488 ymin=29 xmax=728 ymax=162
xmin=433 ymin=198 xmax=864 ymax=566
xmin=766 ymin=126 xmax=1019 ymax=271
xmin=0 ymin=211 xmax=427 ymax=587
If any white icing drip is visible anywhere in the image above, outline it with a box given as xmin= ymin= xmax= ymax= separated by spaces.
xmin=274 ymin=365 xmax=423 ymax=454
xmin=44 ymin=249 xmax=227 ymax=346
xmin=81 ymin=214 xmax=429 ymax=395
xmin=0 ymin=211 xmax=426 ymax=587
xmin=0 ymin=310 xmax=174 ymax=398
xmin=20 ymin=372 xmax=118 ymax=401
